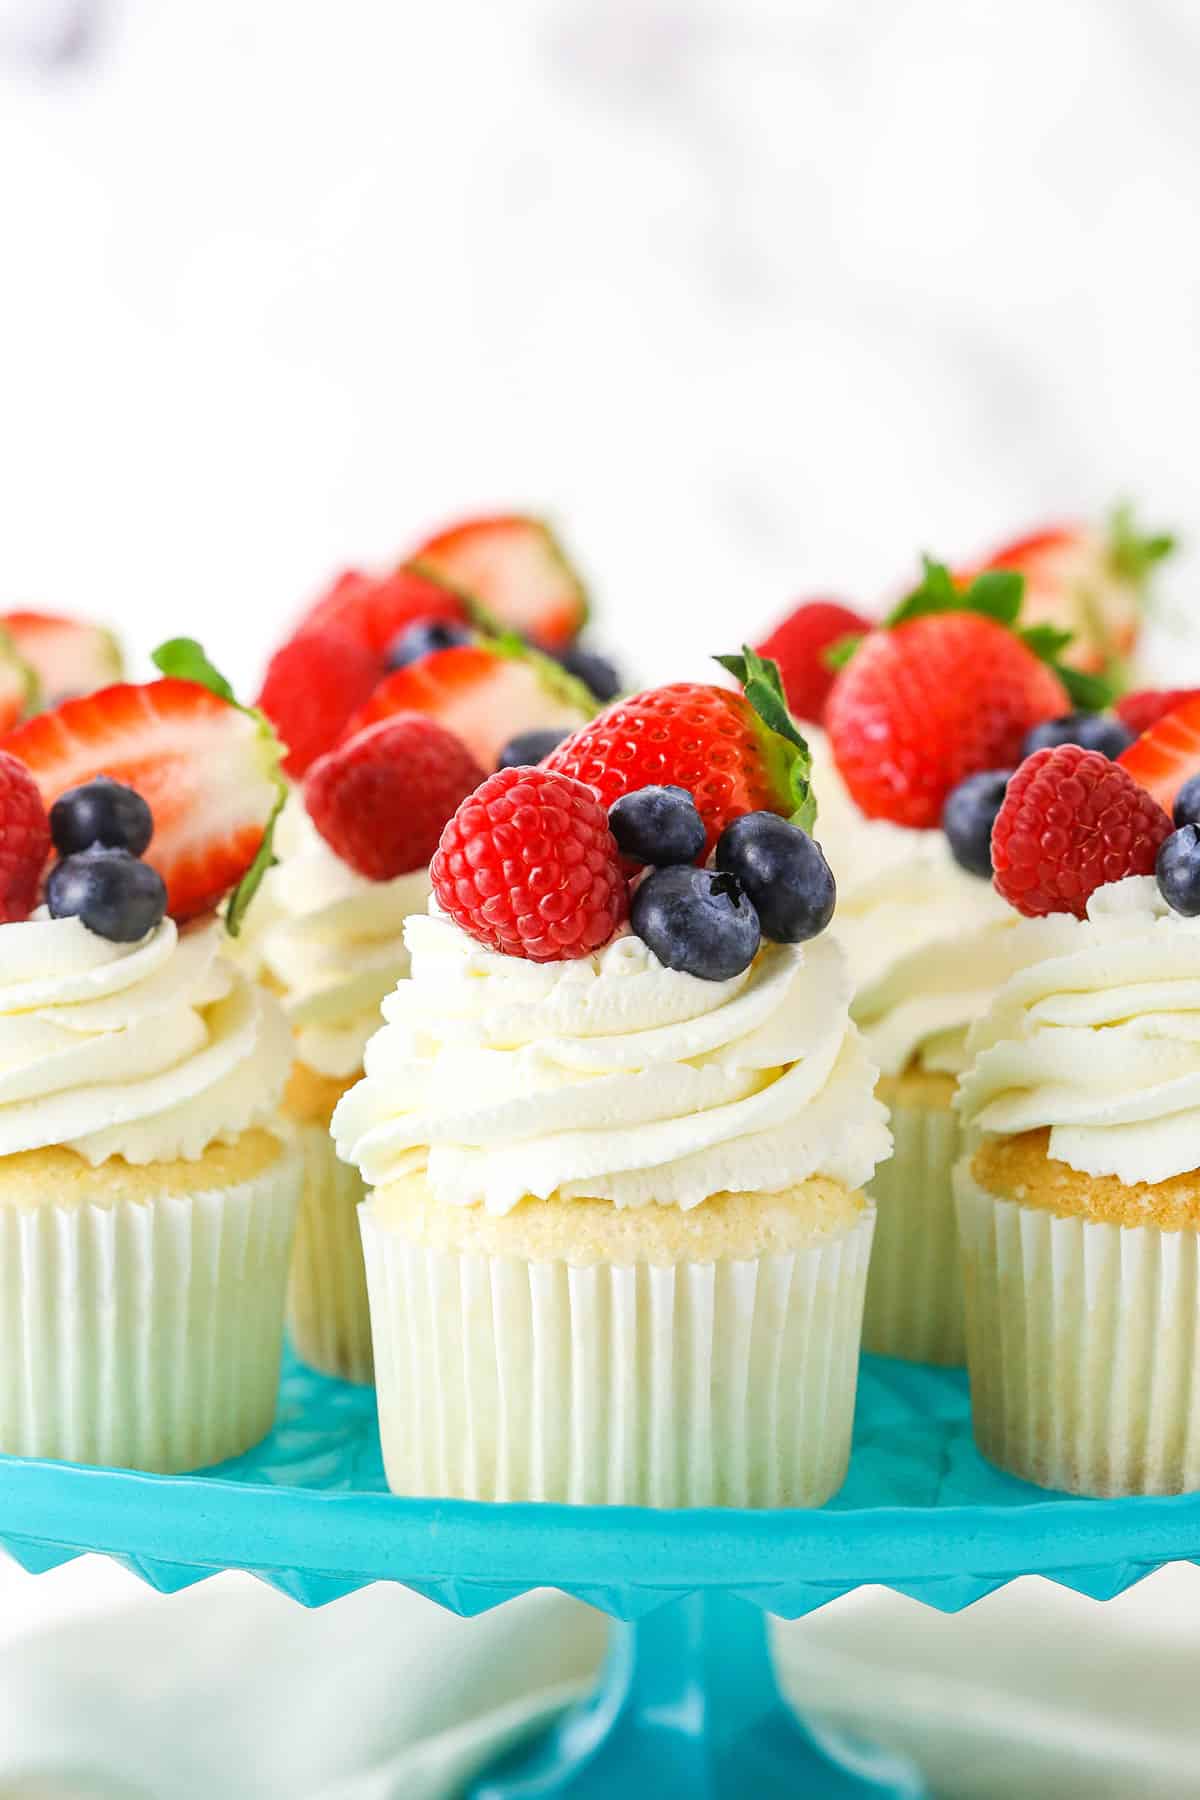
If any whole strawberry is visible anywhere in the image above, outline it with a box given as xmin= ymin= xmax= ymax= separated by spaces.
xmin=295 ymin=566 xmax=467 ymax=655
xmin=306 ymin=715 xmax=485 ymax=881
xmin=0 ymin=749 xmax=50 ymax=922
xmin=258 ymin=630 xmax=383 ymax=778
xmin=992 ymin=744 xmax=1172 ymax=918
xmin=431 ymin=766 xmax=628 ymax=961
xmin=756 ymin=598 xmax=870 ymax=724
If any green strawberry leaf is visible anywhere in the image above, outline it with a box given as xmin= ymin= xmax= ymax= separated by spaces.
xmin=885 ymin=555 xmax=961 ymax=624
xmin=823 ymin=631 xmax=865 ymax=671
xmin=152 ymin=637 xmax=238 ymax=704
xmin=1018 ymin=623 xmax=1074 ymax=661
xmin=1056 ymin=664 xmax=1115 ymax=712
xmin=715 ymin=646 xmax=816 ymax=834
xmin=962 ymin=568 xmax=1023 ymax=627
xmin=1108 ymin=501 xmax=1176 ymax=587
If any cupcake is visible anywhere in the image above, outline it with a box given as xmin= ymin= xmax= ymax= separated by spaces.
xmin=0 ymin=643 xmax=302 ymax=1473
xmin=336 ymin=667 xmax=891 ymax=1506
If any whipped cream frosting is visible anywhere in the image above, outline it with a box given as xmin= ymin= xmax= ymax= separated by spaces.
xmin=234 ymin=795 xmax=431 ymax=1079
xmin=0 ymin=913 xmax=291 ymax=1166
xmin=332 ymin=905 xmax=890 ymax=1214
xmin=956 ymin=876 xmax=1200 ymax=1186
xmin=807 ymin=728 xmax=1015 ymax=1077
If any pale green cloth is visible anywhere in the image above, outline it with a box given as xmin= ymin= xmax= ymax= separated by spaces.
xmin=1 ymin=1568 xmax=1198 ymax=1799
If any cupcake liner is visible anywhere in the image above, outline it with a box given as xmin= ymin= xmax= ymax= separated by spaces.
xmin=288 ymin=1122 xmax=373 ymax=1385
xmin=0 ymin=1144 xmax=301 ymax=1473
xmin=360 ymin=1204 xmax=875 ymax=1507
xmin=862 ymin=1097 xmax=965 ymax=1365
xmin=955 ymin=1157 xmax=1200 ymax=1496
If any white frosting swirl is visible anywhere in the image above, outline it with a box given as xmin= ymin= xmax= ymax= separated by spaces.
xmin=333 ymin=906 xmax=890 ymax=1214
xmin=957 ymin=876 xmax=1200 ymax=1186
xmin=0 ymin=914 xmax=291 ymax=1165
xmin=234 ymin=796 xmax=430 ymax=1078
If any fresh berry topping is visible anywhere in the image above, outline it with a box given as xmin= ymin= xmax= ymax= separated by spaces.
xmin=2 ymin=647 xmax=284 ymax=926
xmin=305 ymin=716 xmax=485 ymax=882
xmin=1 ymin=611 xmax=121 ymax=705
xmin=608 ymin=785 xmax=706 ymax=867
xmin=0 ymin=632 xmax=38 ymax=734
xmin=47 ymin=847 xmax=167 ymax=942
xmin=827 ymin=613 xmax=1068 ymax=828
xmin=555 ymin=643 xmax=621 ymax=702
xmin=410 ymin=515 xmax=587 ymax=648
xmin=1117 ymin=695 xmax=1200 ymax=814
xmin=713 ymin=812 xmax=835 ymax=942
xmin=431 ymin=767 xmax=628 ymax=962
xmin=1020 ymin=711 xmax=1133 ymax=761
xmin=294 ymin=567 xmax=468 ymax=656
xmin=496 ymin=727 xmax=571 ymax=770
xmin=0 ymin=751 xmax=50 ymax=923
xmin=1116 ymin=689 xmax=1200 ymax=738
xmin=1175 ymin=774 xmax=1200 ymax=828
xmin=991 ymin=745 xmax=1172 ymax=918
xmin=1157 ymin=826 xmax=1200 ymax=917
xmin=756 ymin=599 xmax=871 ymax=723
xmin=256 ymin=630 xmax=382 ymax=780
xmin=942 ymin=770 xmax=1011 ymax=878
xmin=341 ymin=642 xmax=591 ymax=769
xmin=631 ymin=866 xmax=760 ymax=981
xmin=385 ymin=619 xmax=473 ymax=670
xmin=50 ymin=775 xmax=153 ymax=858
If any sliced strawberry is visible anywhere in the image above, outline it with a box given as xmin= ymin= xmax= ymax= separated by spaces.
xmin=2 ymin=677 xmax=284 ymax=922
xmin=1118 ymin=696 xmax=1200 ymax=813
xmin=294 ymin=566 xmax=468 ymax=656
xmin=0 ymin=633 xmax=36 ymax=732
xmin=408 ymin=515 xmax=587 ymax=648
xmin=1 ymin=610 xmax=121 ymax=704
xmin=340 ymin=642 xmax=592 ymax=770
xmin=1115 ymin=688 xmax=1200 ymax=738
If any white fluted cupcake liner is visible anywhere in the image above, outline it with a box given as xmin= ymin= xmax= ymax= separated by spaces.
xmin=287 ymin=1122 xmax=373 ymax=1385
xmin=863 ymin=1098 xmax=964 ymax=1365
xmin=360 ymin=1204 xmax=875 ymax=1507
xmin=955 ymin=1157 xmax=1200 ymax=1495
xmin=0 ymin=1143 xmax=301 ymax=1473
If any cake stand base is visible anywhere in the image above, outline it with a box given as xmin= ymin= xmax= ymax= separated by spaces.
xmin=470 ymin=1592 xmax=928 ymax=1800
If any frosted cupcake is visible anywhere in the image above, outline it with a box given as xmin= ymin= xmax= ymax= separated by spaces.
xmin=336 ymin=671 xmax=891 ymax=1506
xmin=0 ymin=645 xmax=301 ymax=1473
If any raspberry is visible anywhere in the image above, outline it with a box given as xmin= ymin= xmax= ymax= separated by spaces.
xmin=991 ymin=744 xmax=1172 ymax=918
xmin=756 ymin=599 xmax=870 ymax=723
xmin=431 ymin=766 xmax=628 ymax=961
xmin=0 ymin=749 xmax=50 ymax=922
xmin=305 ymin=715 xmax=485 ymax=881
xmin=1115 ymin=688 xmax=1200 ymax=739
xmin=258 ymin=630 xmax=383 ymax=779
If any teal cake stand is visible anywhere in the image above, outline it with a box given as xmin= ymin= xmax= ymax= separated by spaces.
xmin=3 ymin=1351 xmax=1199 ymax=1800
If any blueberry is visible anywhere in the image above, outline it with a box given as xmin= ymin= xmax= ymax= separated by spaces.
xmin=1174 ymin=773 xmax=1200 ymax=828
xmin=609 ymin=785 xmax=706 ymax=867
xmin=496 ymin=727 xmax=570 ymax=770
xmin=942 ymin=769 xmax=1012 ymax=878
xmin=49 ymin=775 xmax=153 ymax=858
xmin=630 ymin=866 xmax=760 ymax=980
xmin=384 ymin=619 xmax=473 ymax=670
xmin=1157 ymin=825 xmax=1200 ymax=916
xmin=47 ymin=847 xmax=167 ymax=942
xmin=714 ymin=811 xmax=835 ymax=942
xmin=557 ymin=643 xmax=621 ymax=701
xmin=1021 ymin=713 xmax=1134 ymax=761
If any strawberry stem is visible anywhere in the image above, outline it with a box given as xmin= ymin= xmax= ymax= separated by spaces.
xmin=714 ymin=646 xmax=816 ymax=834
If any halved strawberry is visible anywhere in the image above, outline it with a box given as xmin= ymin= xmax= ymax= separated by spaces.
xmin=2 ymin=646 xmax=284 ymax=926
xmin=408 ymin=515 xmax=587 ymax=648
xmin=1118 ymin=696 xmax=1200 ymax=813
xmin=0 ymin=632 xmax=37 ymax=732
xmin=1 ymin=610 xmax=122 ymax=704
xmin=294 ymin=566 xmax=468 ymax=656
xmin=340 ymin=641 xmax=594 ymax=769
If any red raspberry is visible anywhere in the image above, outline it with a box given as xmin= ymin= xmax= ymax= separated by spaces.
xmin=305 ymin=715 xmax=485 ymax=881
xmin=991 ymin=744 xmax=1172 ymax=918
xmin=431 ymin=766 xmax=628 ymax=961
xmin=0 ymin=749 xmax=49 ymax=922
xmin=258 ymin=631 xmax=383 ymax=779
xmin=1115 ymin=688 xmax=1200 ymax=739
xmin=756 ymin=599 xmax=871 ymax=723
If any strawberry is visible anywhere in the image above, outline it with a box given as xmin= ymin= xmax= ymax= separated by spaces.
xmin=1 ymin=610 xmax=121 ymax=705
xmin=756 ymin=599 xmax=871 ymax=723
xmin=431 ymin=766 xmax=627 ymax=961
xmin=294 ymin=566 xmax=468 ymax=656
xmin=825 ymin=561 xmax=1073 ymax=828
xmin=305 ymin=716 xmax=485 ymax=881
xmin=1118 ymin=695 xmax=1200 ymax=813
xmin=544 ymin=649 xmax=815 ymax=856
xmin=1115 ymin=688 xmax=1200 ymax=738
xmin=409 ymin=514 xmax=587 ymax=648
xmin=340 ymin=640 xmax=593 ymax=770
xmin=0 ymin=751 xmax=50 ymax=922
xmin=257 ymin=630 xmax=383 ymax=778
xmin=0 ymin=632 xmax=37 ymax=733
xmin=1 ymin=640 xmax=284 ymax=928
xmin=992 ymin=744 xmax=1171 ymax=918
